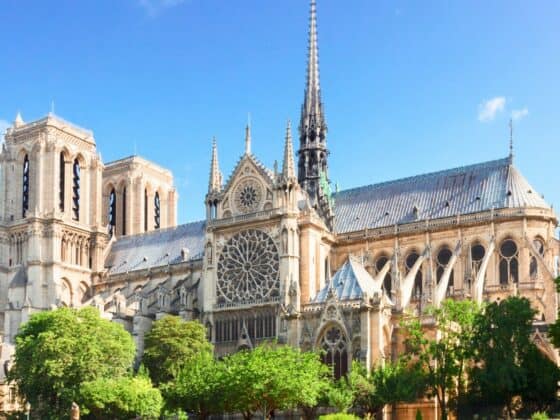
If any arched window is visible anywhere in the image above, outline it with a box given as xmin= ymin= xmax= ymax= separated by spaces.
xmin=154 ymin=192 xmax=161 ymax=229
xmin=108 ymin=189 xmax=116 ymax=237
xmin=320 ymin=324 xmax=349 ymax=380
xmin=499 ymin=239 xmax=519 ymax=285
xmin=470 ymin=243 xmax=486 ymax=288
xmin=122 ymin=187 xmax=127 ymax=236
xmin=436 ymin=247 xmax=454 ymax=293
xmin=144 ymin=189 xmax=148 ymax=232
xmin=22 ymin=154 xmax=30 ymax=217
xmin=375 ymin=255 xmax=392 ymax=296
xmin=59 ymin=153 xmax=65 ymax=211
xmin=530 ymin=238 xmax=545 ymax=279
xmin=406 ymin=251 xmax=423 ymax=300
xmin=72 ymin=159 xmax=80 ymax=221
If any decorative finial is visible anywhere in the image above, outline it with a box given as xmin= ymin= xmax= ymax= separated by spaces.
xmin=208 ymin=137 xmax=222 ymax=193
xmin=245 ymin=121 xmax=251 ymax=155
xmin=14 ymin=111 xmax=24 ymax=128
xmin=509 ymin=118 xmax=514 ymax=161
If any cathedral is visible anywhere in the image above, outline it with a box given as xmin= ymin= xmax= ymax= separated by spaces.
xmin=0 ymin=0 xmax=558 ymax=412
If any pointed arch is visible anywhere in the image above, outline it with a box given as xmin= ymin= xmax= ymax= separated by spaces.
xmin=317 ymin=322 xmax=350 ymax=379
xmin=22 ymin=154 xmax=30 ymax=217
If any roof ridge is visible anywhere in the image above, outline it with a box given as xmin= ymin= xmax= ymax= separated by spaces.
xmin=335 ymin=157 xmax=511 ymax=196
xmin=112 ymin=220 xmax=206 ymax=243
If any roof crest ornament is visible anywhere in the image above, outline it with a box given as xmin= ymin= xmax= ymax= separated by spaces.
xmin=245 ymin=113 xmax=251 ymax=155
xmin=509 ymin=118 xmax=514 ymax=162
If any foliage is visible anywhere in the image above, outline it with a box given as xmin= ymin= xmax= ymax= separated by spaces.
xmin=161 ymin=351 xmax=225 ymax=420
xmin=224 ymin=343 xmax=330 ymax=419
xmin=547 ymin=276 xmax=560 ymax=348
xmin=80 ymin=375 xmax=162 ymax=419
xmin=8 ymin=307 xmax=135 ymax=419
xmin=326 ymin=379 xmax=355 ymax=413
xmin=143 ymin=316 xmax=212 ymax=385
xmin=469 ymin=296 xmax=560 ymax=416
xmin=531 ymin=412 xmax=549 ymax=420
xmin=318 ymin=414 xmax=360 ymax=420
xmin=403 ymin=299 xmax=479 ymax=420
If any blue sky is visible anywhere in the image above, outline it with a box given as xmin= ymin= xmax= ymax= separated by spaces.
xmin=1 ymin=0 xmax=559 ymax=223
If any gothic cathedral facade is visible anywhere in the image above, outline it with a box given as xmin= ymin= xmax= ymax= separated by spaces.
xmin=0 ymin=0 xmax=558 ymax=412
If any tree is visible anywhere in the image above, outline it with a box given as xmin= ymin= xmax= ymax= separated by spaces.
xmin=225 ymin=343 xmax=330 ymax=419
xmin=80 ymin=374 xmax=163 ymax=419
xmin=142 ymin=316 xmax=212 ymax=385
xmin=470 ymin=296 xmax=559 ymax=417
xmin=160 ymin=351 xmax=225 ymax=420
xmin=8 ymin=307 xmax=135 ymax=419
xmin=403 ymin=299 xmax=479 ymax=420
xmin=546 ymin=276 xmax=560 ymax=348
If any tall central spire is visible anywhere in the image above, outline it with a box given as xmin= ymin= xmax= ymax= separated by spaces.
xmin=298 ymin=0 xmax=331 ymax=225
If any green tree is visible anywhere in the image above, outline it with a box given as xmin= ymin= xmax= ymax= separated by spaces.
xmin=403 ymin=299 xmax=479 ymax=420
xmin=470 ymin=296 xmax=559 ymax=417
xmin=546 ymin=276 xmax=560 ymax=348
xmin=161 ymin=351 xmax=226 ymax=420
xmin=80 ymin=375 xmax=163 ymax=419
xmin=8 ymin=307 xmax=135 ymax=419
xmin=225 ymin=343 xmax=329 ymax=419
xmin=142 ymin=316 xmax=212 ymax=385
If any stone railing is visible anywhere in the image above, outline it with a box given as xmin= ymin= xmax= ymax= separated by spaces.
xmin=208 ymin=208 xmax=282 ymax=228
xmin=337 ymin=207 xmax=555 ymax=243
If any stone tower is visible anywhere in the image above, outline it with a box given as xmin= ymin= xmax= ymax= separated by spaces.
xmin=297 ymin=0 xmax=333 ymax=227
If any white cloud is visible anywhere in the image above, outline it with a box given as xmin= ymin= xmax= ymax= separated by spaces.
xmin=511 ymin=107 xmax=529 ymax=121
xmin=138 ymin=0 xmax=186 ymax=16
xmin=0 ymin=119 xmax=10 ymax=144
xmin=478 ymin=96 xmax=506 ymax=122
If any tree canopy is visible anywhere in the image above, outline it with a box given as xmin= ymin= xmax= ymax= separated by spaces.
xmin=8 ymin=307 xmax=135 ymax=419
xmin=143 ymin=315 xmax=212 ymax=385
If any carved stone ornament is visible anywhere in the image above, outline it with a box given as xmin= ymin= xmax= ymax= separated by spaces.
xmin=234 ymin=178 xmax=263 ymax=213
xmin=216 ymin=229 xmax=280 ymax=306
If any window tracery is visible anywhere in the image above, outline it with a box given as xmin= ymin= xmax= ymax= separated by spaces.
xmin=154 ymin=192 xmax=160 ymax=229
xmin=319 ymin=324 xmax=349 ymax=379
xmin=234 ymin=178 xmax=262 ymax=213
xmin=216 ymin=229 xmax=280 ymax=306
xmin=214 ymin=311 xmax=276 ymax=343
xmin=108 ymin=189 xmax=116 ymax=237
xmin=499 ymin=239 xmax=519 ymax=285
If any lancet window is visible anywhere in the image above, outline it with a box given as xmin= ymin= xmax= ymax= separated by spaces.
xmin=72 ymin=159 xmax=80 ymax=221
xmin=319 ymin=324 xmax=349 ymax=380
xmin=530 ymin=238 xmax=544 ymax=279
xmin=154 ymin=192 xmax=161 ymax=229
xmin=436 ymin=246 xmax=454 ymax=294
xmin=406 ymin=251 xmax=423 ymax=300
xmin=214 ymin=311 xmax=276 ymax=343
xmin=144 ymin=189 xmax=148 ymax=232
xmin=22 ymin=155 xmax=30 ymax=217
xmin=108 ymin=189 xmax=116 ymax=237
xmin=499 ymin=239 xmax=519 ymax=285
xmin=122 ymin=187 xmax=127 ymax=236
xmin=59 ymin=153 xmax=65 ymax=212
xmin=375 ymin=255 xmax=392 ymax=296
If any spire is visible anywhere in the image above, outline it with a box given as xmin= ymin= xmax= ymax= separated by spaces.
xmin=298 ymin=0 xmax=328 ymax=199
xmin=245 ymin=123 xmax=251 ymax=155
xmin=208 ymin=138 xmax=222 ymax=193
xmin=14 ymin=111 xmax=24 ymax=128
xmin=304 ymin=0 xmax=321 ymax=118
xmin=282 ymin=120 xmax=296 ymax=180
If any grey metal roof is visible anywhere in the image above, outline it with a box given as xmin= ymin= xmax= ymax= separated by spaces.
xmin=333 ymin=157 xmax=550 ymax=234
xmin=106 ymin=220 xmax=206 ymax=275
xmin=313 ymin=257 xmax=379 ymax=303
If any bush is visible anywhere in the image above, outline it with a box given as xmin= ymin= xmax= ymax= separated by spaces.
xmin=531 ymin=412 xmax=549 ymax=420
xmin=319 ymin=414 xmax=360 ymax=420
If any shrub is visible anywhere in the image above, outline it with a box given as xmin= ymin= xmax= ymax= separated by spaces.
xmin=531 ymin=412 xmax=549 ymax=420
xmin=319 ymin=414 xmax=360 ymax=420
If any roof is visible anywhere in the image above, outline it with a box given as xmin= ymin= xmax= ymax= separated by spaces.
xmin=313 ymin=257 xmax=380 ymax=303
xmin=333 ymin=157 xmax=550 ymax=234
xmin=105 ymin=220 xmax=206 ymax=275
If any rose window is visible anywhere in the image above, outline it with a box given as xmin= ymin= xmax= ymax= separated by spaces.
xmin=234 ymin=179 xmax=262 ymax=213
xmin=217 ymin=229 xmax=280 ymax=306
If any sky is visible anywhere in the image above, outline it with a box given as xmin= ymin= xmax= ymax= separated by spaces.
xmin=1 ymin=0 xmax=559 ymax=223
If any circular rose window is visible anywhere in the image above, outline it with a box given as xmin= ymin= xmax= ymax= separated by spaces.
xmin=216 ymin=229 xmax=280 ymax=306
xmin=234 ymin=178 xmax=262 ymax=213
